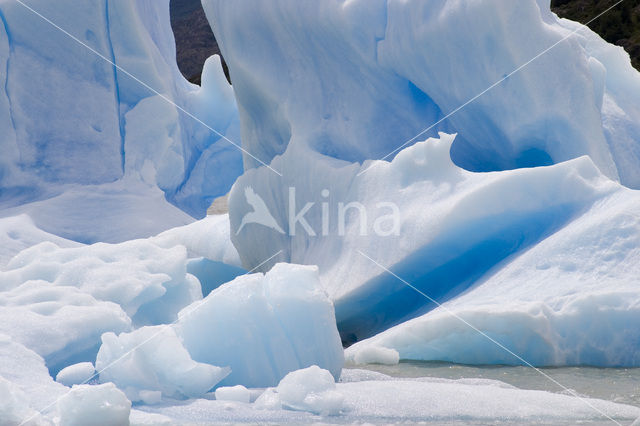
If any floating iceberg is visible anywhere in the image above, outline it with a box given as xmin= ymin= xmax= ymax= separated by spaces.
xmin=229 ymin=133 xmax=622 ymax=342
xmin=346 ymin=186 xmax=640 ymax=366
xmin=176 ymin=263 xmax=344 ymax=388
xmin=212 ymin=0 xmax=640 ymax=363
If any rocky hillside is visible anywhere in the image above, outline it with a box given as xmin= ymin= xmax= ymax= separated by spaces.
xmin=170 ymin=0 xmax=640 ymax=84
xmin=551 ymin=0 xmax=640 ymax=70
xmin=170 ymin=0 xmax=228 ymax=83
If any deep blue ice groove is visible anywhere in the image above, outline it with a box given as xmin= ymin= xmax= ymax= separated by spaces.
xmin=336 ymin=203 xmax=581 ymax=345
xmin=104 ymin=0 xmax=127 ymax=176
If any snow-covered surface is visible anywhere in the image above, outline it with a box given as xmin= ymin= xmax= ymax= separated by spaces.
xmin=152 ymin=213 xmax=241 ymax=267
xmin=57 ymin=383 xmax=131 ymax=426
xmin=0 ymin=215 xmax=80 ymax=267
xmin=0 ymin=333 xmax=67 ymax=422
xmin=176 ymin=263 xmax=344 ymax=388
xmin=1 ymin=238 xmax=202 ymax=326
xmin=131 ymin=368 xmax=640 ymax=424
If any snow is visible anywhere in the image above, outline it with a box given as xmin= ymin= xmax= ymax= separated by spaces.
xmin=0 ymin=377 xmax=46 ymax=426
xmin=0 ymin=333 xmax=68 ymax=420
xmin=215 ymin=385 xmax=250 ymax=403
xmin=133 ymin=368 xmax=640 ymax=424
xmin=55 ymin=363 xmax=96 ymax=387
xmin=96 ymin=326 xmax=229 ymax=402
xmin=57 ymin=383 xmax=131 ymax=426
xmin=151 ymin=214 xmax=241 ymax=267
xmin=0 ymin=215 xmax=80 ymax=267
xmin=1 ymin=238 xmax=202 ymax=327
xmin=176 ymin=263 xmax=344 ymax=388
xmin=346 ymin=188 xmax=640 ymax=367
xmin=0 ymin=280 xmax=131 ymax=377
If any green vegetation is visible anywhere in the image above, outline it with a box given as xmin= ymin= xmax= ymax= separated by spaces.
xmin=552 ymin=0 xmax=640 ymax=70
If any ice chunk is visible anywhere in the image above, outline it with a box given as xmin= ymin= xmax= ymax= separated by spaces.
xmin=215 ymin=385 xmax=250 ymax=403
xmin=345 ymin=346 xmax=399 ymax=366
xmin=57 ymin=383 xmax=131 ymax=426
xmin=95 ymin=325 xmax=229 ymax=402
xmin=176 ymin=263 xmax=344 ymax=388
xmin=0 ymin=281 xmax=131 ymax=376
xmin=346 ymin=189 xmax=640 ymax=367
xmin=152 ymin=214 xmax=242 ymax=267
xmin=0 ymin=334 xmax=67 ymax=420
xmin=271 ymin=366 xmax=344 ymax=416
xmin=56 ymin=363 xmax=96 ymax=387
xmin=2 ymin=238 xmax=201 ymax=326
xmin=0 ymin=376 xmax=47 ymax=426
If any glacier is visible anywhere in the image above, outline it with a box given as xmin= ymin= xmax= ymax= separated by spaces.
xmin=1 ymin=0 xmax=640 ymax=424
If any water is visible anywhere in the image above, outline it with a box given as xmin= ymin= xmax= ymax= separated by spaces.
xmin=361 ymin=361 xmax=640 ymax=408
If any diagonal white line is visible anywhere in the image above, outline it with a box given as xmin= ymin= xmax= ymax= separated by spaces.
xmin=357 ymin=0 xmax=626 ymax=177
xmin=18 ymin=250 xmax=283 ymax=426
xmin=13 ymin=0 xmax=282 ymax=177
xmin=356 ymin=249 xmax=623 ymax=426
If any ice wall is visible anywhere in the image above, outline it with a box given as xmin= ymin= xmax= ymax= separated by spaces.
xmin=0 ymin=0 xmax=243 ymax=228
xmin=203 ymin=0 xmax=640 ymax=183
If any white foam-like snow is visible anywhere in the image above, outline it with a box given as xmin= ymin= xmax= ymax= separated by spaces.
xmin=96 ymin=325 xmax=229 ymax=402
xmin=0 ymin=333 xmax=68 ymax=421
xmin=0 ymin=280 xmax=131 ymax=376
xmin=0 ymin=215 xmax=80 ymax=268
xmin=135 ymin=372 xmax=640 ymax=424
xmin=1 ymin=238 xmax=202 ymax=326
xmin=152 ymin=213 xmax=241 ymax=267
xmin=176 ymin=263 xmax=344 ymax=388
xmin=57 ymin=383 xmax=131 ymax=426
